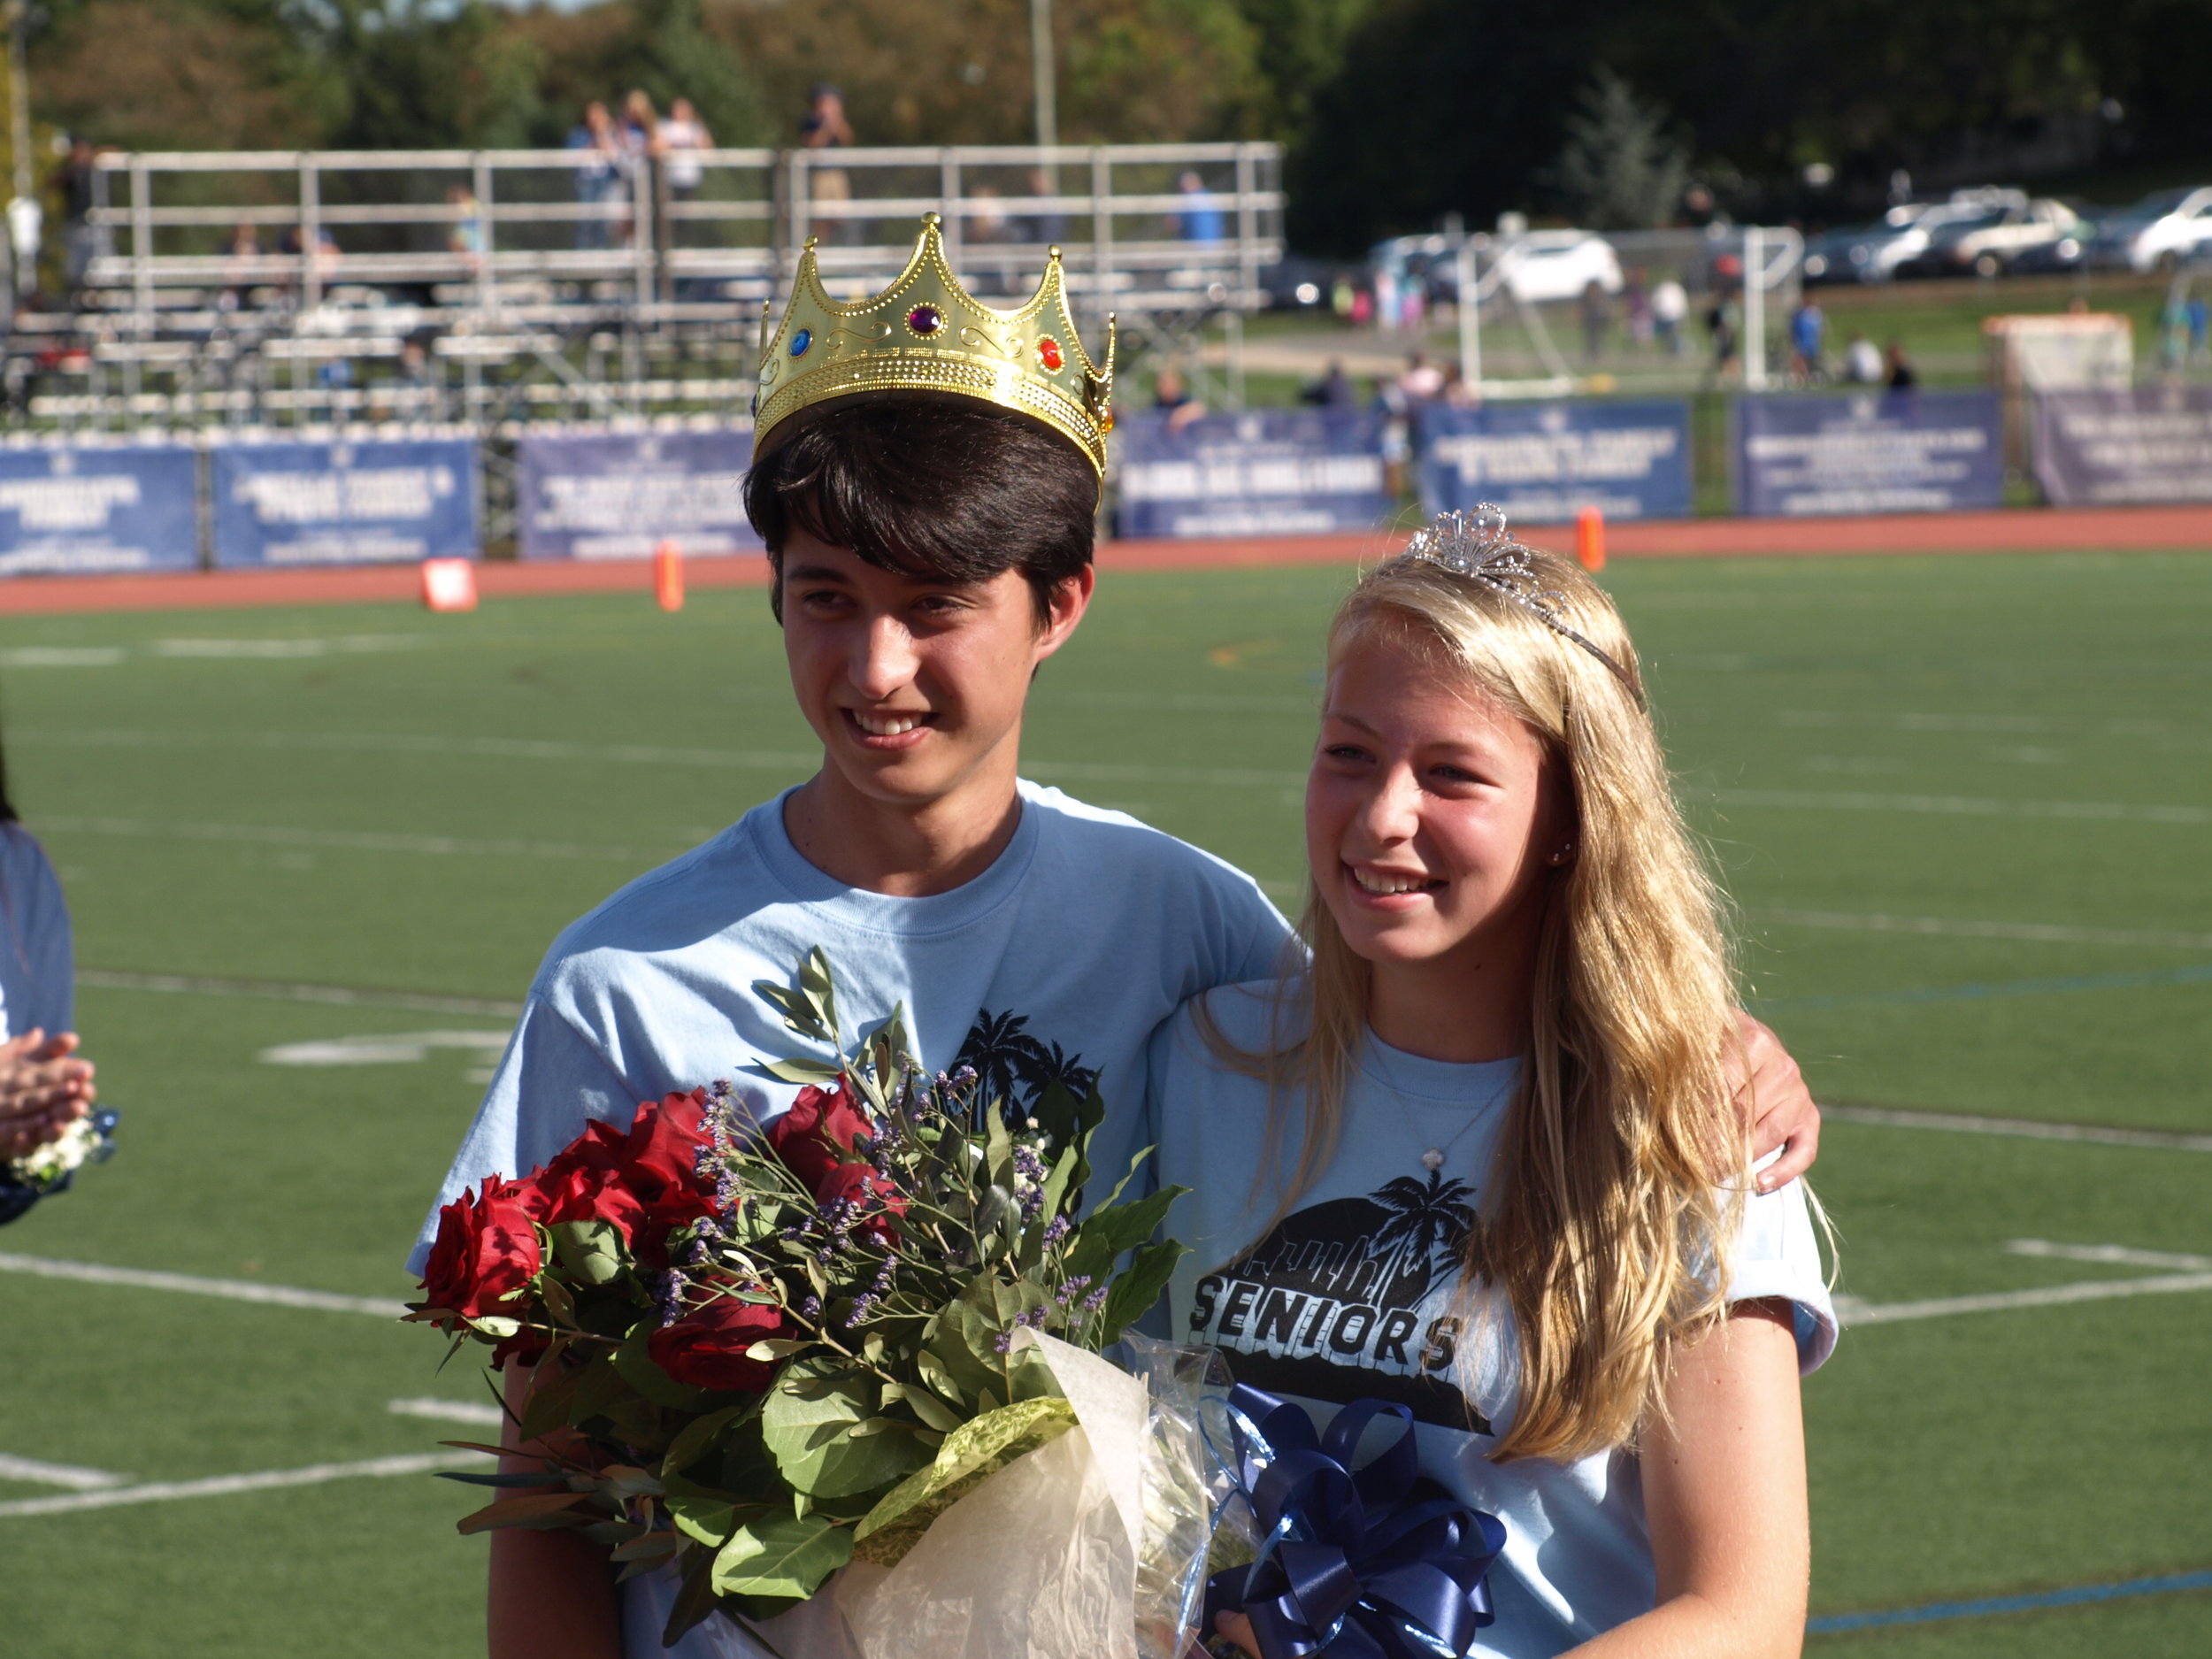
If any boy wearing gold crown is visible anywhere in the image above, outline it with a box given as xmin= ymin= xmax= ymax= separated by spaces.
xmin=407 ymin=218 xmax=1822 ymax=1659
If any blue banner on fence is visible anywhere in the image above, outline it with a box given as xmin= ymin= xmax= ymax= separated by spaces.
xmin=1114 ymin=410 xmax=1390 ymax=539
xmin=1417 ymin=400 xmax=1692 ymax=522
xmin=516 ymin=429 xmax=762 ymax=560
xmin=211 ymin=439 xmax=478 ymax=567
xmin=1734 ymin=390 xmax=2003 ymax=516
xmin=0 ymin=447 xmax=197 ymax=576
xmin=2033 ymin=388 xmax=2212 ymax=505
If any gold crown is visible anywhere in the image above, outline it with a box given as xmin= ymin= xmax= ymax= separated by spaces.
xmin=750 ymin=214 xmax=1116 ymax=474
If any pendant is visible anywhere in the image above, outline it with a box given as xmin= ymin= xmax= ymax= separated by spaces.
xmin=1421 ymin=1148 xmax=1444 ymax=1171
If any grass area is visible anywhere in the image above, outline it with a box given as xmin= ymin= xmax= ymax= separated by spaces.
xmin=0 ymin=549 xmax=2208 ymax=1652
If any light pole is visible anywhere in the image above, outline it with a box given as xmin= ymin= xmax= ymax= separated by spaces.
xmin=1029 ymin=0 xmax=1057 ymax=151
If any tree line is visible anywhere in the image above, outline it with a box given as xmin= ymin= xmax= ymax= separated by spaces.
xmin=27 ymin=0 xmax=2212 ymax=253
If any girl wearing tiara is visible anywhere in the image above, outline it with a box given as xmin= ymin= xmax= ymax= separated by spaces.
xmin=1149 ymin=511 xmax=1835 ymax=1658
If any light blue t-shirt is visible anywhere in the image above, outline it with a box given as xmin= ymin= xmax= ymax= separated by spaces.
xmin=1148 ymin=979 xmax=1836 ymax=1659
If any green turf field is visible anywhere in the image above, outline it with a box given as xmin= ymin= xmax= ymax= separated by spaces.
xmin=0 ymin=549 xmax=2207 ymax=1655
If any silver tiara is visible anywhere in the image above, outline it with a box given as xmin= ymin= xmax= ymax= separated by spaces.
xmin=1394 ymin=504 xmax=1642 ymax=702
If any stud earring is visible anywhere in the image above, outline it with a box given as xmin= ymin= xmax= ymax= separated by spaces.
xmin=1549 ymin=842 xmax=1576 ymax=865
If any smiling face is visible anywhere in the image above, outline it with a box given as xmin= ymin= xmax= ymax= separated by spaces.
xmin=780 ymin=529 xmax=1090 ymax=812
xmin=1307 ymin=632 xmax=1568 ymax=977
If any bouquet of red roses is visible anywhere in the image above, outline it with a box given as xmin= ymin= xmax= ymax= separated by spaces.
xmin=410 ymin=949 xmax=1209 ymax=1658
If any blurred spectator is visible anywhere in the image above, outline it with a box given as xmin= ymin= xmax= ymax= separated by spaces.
xmin=0 ymin=734 xmax=97 ymax=1225
xmin=1883 ymin=340 xmax=1916 ymax=389
xmin=1174 ymin=171 xmax=1225 ymax=244
xmin=1788 ymin=296 xmax=1825 ymax=382
xmin=1154 ymin=363 xmax=1207 ymax=434
xmin=447 ymin=183 xmax=485 ymax=271
xmin=1398 ymin=350 xmax=1444 ymax=401
xmin=1018 ymin=166 xmax=1068 ymax=245
xmin=220 ymin=220 xmax=263 ymax=311
xmin=277 ymin=223 xmax=342 ymax=296
xmin=1331 ymin=276 xmax=1355 ymax=319
xmin=1300 ymin=358 xmax=1355 ymax=408
xmin=621 ymin=90 xmax=660 ymax=158
xmin=1843 ymin=331 xmax=1883 ymax=383
xmin=1705 ymin=289 xmax=1740 ymax=380
xmin=659 ymin=98 xmax=712 ymax=204
xmin=55 ymin=137 xmax=105 ymax=300
xmin=2190 ymin=297 xmax=2209 ymax=364
xmin=1579 ymin=280 xmax=1610 ymax=361
xmin=802 ymin=85 xmax=856 ymax=243
xmin=966 ymin=186 xmax=1008 ymax=244
xmin=567 ymin=103 xmax=622 ymax=251
xmin=1374 ymin=374 xmax=1411 ymax=495
xmin=1651 ymin=276 xmax=1687 ymax=356
xmin=1440 ymin=360 xmax=1479 ymax=407
xmin=1624 ymin=269 xmax=1652 ymax=348
xmin=1348 ymin=285 xmax=1373 ymax=327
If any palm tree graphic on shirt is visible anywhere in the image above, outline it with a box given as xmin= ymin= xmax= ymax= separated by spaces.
xmin=1369 ymin=1169 xmax=1477 ymax=1306
xmin=953 ymin=1009 xmax=1100 ymax=1123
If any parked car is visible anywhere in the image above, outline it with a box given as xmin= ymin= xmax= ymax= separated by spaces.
xmin=1492 ymin=231 xmax=1624 ymax=303
xmin=1896 ymin=197 xmax=2086 ymax=278
xmin=1801 ymin=189 xmax=2027 ymax=284
xmin=2087 ymin=186 xmax=2212 ymax=273
xmin=2006 ymin=224 xmax=2094 ymax=276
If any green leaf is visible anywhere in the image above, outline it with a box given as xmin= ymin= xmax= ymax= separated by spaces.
xmin=1062 ymin=1179 xmax=1185 ymax=1286
xmin=668 ymin=1489 xmax=739 ymax=1548
xmin=761 ymin=1056 xmax=842 ymax=1085
xmin=710 ymin=1513 xmax=854 ymax=1601
xmin=662 ymin=1549 xmax=725 ymax=1647
xmin=797 ymin=948 xmax=841 ymax=1044
xmin=983 ymin=1108 xmax=1014 ymax=1187
xmin=742 ymin=1339 xmax=813 ymax=1363
xmin=661 ymin=1399 xmax=761 ymax=1481
xmin=1096 ymin=1237 xmax=1188 ymax=1346
xmin=760 ymin=1358 xmax=929 ymax=1499
xmin=518 ymin=1359 xmax=587 ymax=1443
xmin=897 ymin=1383 xmax=964 ymax=1434
xmin=549 ymin=1220 xmax=628 ymax=1286
xmin=851 ymin=1395 xmax=1078 ymax=1566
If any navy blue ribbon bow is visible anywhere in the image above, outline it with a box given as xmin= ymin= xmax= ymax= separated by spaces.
xmin=1203 ymin=1384 xmax=1507 ymax=1659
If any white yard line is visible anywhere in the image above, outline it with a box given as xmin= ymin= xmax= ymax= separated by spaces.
xmin=1713 ymin=788 xmax=2210 ymax=826
xmin=77 ymin=967 xmax=523 ymax=1018
xmin=0 ymin=1453 xmax=130 ymax=1491
xmin=1753 ymin=909 xmax=2212 ymax=952
xmin=1822 ymin=1103 xmax=2212 ymax=1154
xmin=1837 ymin=1271 xmax=2212 ymax=1326
xmin=388 ymin=1398 xmax=505 ymax=1428
xmin=39 ymin=815 xmax=673 ymax=864
xmin=0 ymin=1253 xmax=405 ymax=1318
xmin=0 ymin=1452 xmax=488 ymax=1520
xmin=2005 ymin=1239 xmax=2212 ymax=1271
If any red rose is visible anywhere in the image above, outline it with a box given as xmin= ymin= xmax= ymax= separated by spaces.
xmin=764 ymin=1080 xmax=878 ymax=1197
xmin=421 ymin=1175 xmax=542 ymax=1319
xmin=529 ymin=1156 xmax=648 ymax=1239
xmin=622 ymin=1090 xmax=712 ymax=1200
xmin=648 ymin=1290 xmax=790 ymax=1392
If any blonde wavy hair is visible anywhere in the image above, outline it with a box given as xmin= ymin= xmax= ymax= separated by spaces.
xmin=1233 ymin=547 xmax=1749 ymax=1463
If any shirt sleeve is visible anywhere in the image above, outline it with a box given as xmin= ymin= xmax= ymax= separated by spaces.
xmin=403 ymin=991 xmax=642 ymax=1276
xmin=1226 ymin=878 xmax=1298 ymax=985
xmin=1724 ymin=1172 xmax=1838 ymax=1376
xmin=12 ymin=832 xmax=74 ymax=1036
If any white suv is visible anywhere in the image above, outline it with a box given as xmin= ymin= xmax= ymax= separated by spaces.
xmin=2090 ymin=187 xmax=2212 ymax=273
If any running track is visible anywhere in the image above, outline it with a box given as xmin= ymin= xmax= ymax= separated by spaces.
xmin=0 ymin=503 xmax=2206 ymax=617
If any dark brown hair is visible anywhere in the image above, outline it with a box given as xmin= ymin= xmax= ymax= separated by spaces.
xmin=743 ymin=397 xmax=1097 ymax=622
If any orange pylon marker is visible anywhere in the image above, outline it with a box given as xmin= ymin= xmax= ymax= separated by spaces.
xmin=420 ymin=557 xmax=478 ymax=612
xmin=654 ymin=540 xmax=685 ymax=611
xmin=1575 ymin=505 xmax=1606 ymax=572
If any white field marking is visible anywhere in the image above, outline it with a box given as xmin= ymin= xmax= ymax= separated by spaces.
xmin=1752 ymin=909 xmax=2212 ymax=952
xmin=0 ymin=1451 xmax=489 ymax=1520
xmin=1835 ymin=1271 xmax=2212 ymax=1326
xmin=12 ymin=727 xmax=1311 ymax=791
xmin=0 ymin=1453 xmax=130 ymax=1491
xmin=77 ymin=967 xmax=524 ymax=1018
xmin=151 ymin=634 xmax=426 ymax=659
xmin=0 ymin=1252 xmax=406 ymax=1318
xmin=0 ymin=647 xmax=127 ymax=668
xmin=259 ymin=1030 xmax=511 ymax=1068
xmin=2005 ymin=1239 xmax=2212 ymax=1271
xmin=1821 ymin=1103 xmax=2212 ymax=1154
xmin=1713 ymin=787 xmax=2211 ymax=826
xmin=1779 ymin=709 xmax=2211 ymax=741
xmin=37 ymin=815 xmax=675 ymax=864
xmin=388 ymin=1397 xmax=505 ymax=1428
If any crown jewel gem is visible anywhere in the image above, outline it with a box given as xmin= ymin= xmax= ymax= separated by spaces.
xmin=1037 ymin=336 xmax=1064 ymax=373
xmin=789 ymin=327 xmax=811 ymax=357
xmin=906 ymin=304 xmax=944 ymax=337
